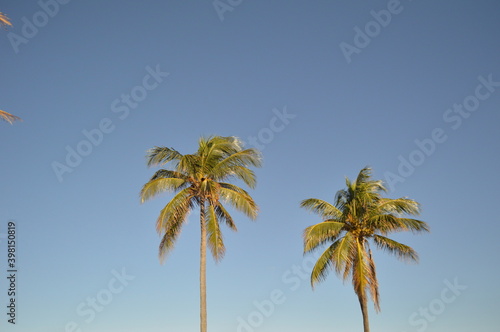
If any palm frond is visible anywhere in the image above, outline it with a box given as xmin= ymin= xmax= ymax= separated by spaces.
xmin=206 ymin=204 xmax=225 ymax=262
xmin=146 ymin=146 xmax=183 ymax=167
xmin=373 ymin=235 xmax=419 ymax=262
xmin=0 ymin=110 xmax=21 ymax=124
xmin=0 ymin=12 xmax=12 ymax=28
xmin=303 ymin=221 xmax=345 ymax=253
xmin=352 ymin=239 xmax=371 ymax=300
xmin=178 ymin=154 xmax=201 ymax=176
xmin=378 ymin=197 xmax=420 ymax=216
xmin=219 ymin=183 xmax=258 ymax=219
xmin=213 ymin=148 xmax=262 ymax=170
xmin=367 ymin=249 xmax=380 ymax=312
xmin=157 ymin=194 xmax=194 ymax=263
xmin=300 ymin=198 xmax=342 ymax=219
xmin=310 ymin=243 xmax=337 ymax=288
xmin=214 ymin=202 xmax=237 ymax=231
xmin=155 ymin=187 xmax=194 ymax=233
xmin=140 ymin=176 xmax=189 ymax=203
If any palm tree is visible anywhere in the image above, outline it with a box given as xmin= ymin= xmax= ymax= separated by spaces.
xmin=0 ymin=12 xmax=21 ymax=125
xmin=301 ymin=167 xmax=429 ymax=332
xmin=140 ymin=136 xmax=261 ymax=332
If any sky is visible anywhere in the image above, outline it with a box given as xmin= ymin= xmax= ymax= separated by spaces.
xmin=1 ymin=0 xmax=499 ymax=331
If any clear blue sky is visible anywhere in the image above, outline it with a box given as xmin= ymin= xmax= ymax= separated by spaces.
xmin=1 ymin=1 xmax=499 ymax=331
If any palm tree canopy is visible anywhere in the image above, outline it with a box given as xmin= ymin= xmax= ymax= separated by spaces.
xmin=140 ymin=136 xmax=261 ymax=262
xmin=301 ymin=167 xmax=429 ymax=311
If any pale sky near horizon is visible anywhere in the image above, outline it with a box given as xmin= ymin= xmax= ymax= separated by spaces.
xmin=1 ymin=1 xmax=499 ymax=331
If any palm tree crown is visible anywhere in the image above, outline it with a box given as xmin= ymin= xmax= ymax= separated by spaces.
xmin=301 ymin=167 xmax=429 ymax=332
xmin=141 ymin=135 xmax=261 ymax=261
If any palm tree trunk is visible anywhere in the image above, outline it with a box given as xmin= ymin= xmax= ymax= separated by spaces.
xmin=200 ymin=198 xmax=207 ymax=332
xmin=358 ymin=293 xmax=370 ymax=332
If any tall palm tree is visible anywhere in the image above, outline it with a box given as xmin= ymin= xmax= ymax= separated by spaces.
xmin=1 ymin=12 xmax=21 ymax=125
xmin=140 ymin=136 xmax=261 ymax=332
xmin=301 ymin=167 xmax=429 ymax=332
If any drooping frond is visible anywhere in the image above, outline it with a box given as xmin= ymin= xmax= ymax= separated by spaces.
xmin=303 ymin=221 xmax=345 ymax=253
xmin=140 ymin=171 xmax=189 ymax=203
xmin=371 ymin=215 xmax=430 ymax=234
xmin=0 ymin=110 xmax=21 ymax=124
xmin=214 ymin=202 xmax=237 ymax=231
xmin=310 ymin=233 xmax=357 ymax=287
xmin=367 ymin=249 xmax=380 ymax=312
xmin=219 ymin=183 xmax=258 ymax=219
xmin=146 ymin=146 xmax=183 ymax=167
xmin=310 ymin=243 xmax=337 ymax=288
xmin=373 ymin=235 xmax=419 ymax=262
xmin=352 ymin=239 xmax=372 ymax=300
xmin=155 ymin=187 xmax=195 ymax=233
xmin=300 ymin=198 xmax=342 ymax=219
xmin=206 ymin=204 xmax=225 ymax=262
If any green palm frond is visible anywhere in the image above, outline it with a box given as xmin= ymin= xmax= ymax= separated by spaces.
xmin=155 ymin=187 xmax=194 ymax=233
xmin=378 ymin=197 xmax=420 ymax=215
xmin=225 ymin=166 xmax=257 ymax=189
xmin=300 ymin=198 xmax=342 ymax=219
xmin=352 ymin=239 xmax=371 ymax=299
xmin=219 ymin=183 xmax=258 ymax=219
xmin=148 ymin=169 xmax=187 ymax=181
xmin=367 ymin=249 xmax=380 ymax=312
xmin=207 ymin=204 xmax=225 ymax=261
xmin=178 ymin=154 xmax=201 ymax=176
xmin=310 ymin=243 xmax=337 ymax=287
xmin=146 ymin=146 xmax=183 ymax=167
xmin=214 ymin=202 xmax=237 ymax=231
xmin=373 ymin=235 xmax=419 ymax=262
xmin=303 ymin=221 xmax=345 ymax=253
xmin=140 ymin=177 xmax=189 ymax=203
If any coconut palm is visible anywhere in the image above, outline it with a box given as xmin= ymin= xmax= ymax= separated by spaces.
xmin=140 ymin=136 xmax=261 ymax=332
xmin=301 ymin=167 xmax=429 ymax=332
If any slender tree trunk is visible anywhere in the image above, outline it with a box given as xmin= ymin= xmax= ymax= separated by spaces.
xmin=200 ymin=198 xmax=207 ymax=332
xmin=358 ymin=294 xmax=370 ymax=332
